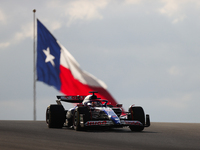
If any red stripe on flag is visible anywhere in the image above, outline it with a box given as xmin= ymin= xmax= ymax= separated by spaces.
xmin=59 ymin=65 xmax=118 ymax=106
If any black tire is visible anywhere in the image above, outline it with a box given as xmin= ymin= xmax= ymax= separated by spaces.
xmin=73 ymin=107 xmax=90 ymax=131
xmin=46 ymin=105 xmax=65 ymax=128
xmin=129 ymin=106 xmax=145 ymax=132
xmin=73 ymin=109 xmax=81 ymax=131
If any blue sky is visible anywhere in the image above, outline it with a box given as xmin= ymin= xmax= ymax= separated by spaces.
xmin=0 ymin=0 xmax=200 ymax=122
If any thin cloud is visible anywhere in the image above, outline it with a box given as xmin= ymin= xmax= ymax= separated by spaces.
xmin=0 ymin=22 xmax=33 ymax=49
xmin=158 ymin=0 xmax=200 ymax=23
xmin=47 ymin=0 xmax=109 ymax=26
xmin=67 ymin=0 xmax=108 ymax=25
xmin=13 ymin=22 xmax=33 ymax=43
xmin=0 ymin=9 xmax=6 ymax=24
xmin=0 ymin=42 xmax=10 ymax=48
xmin=168 ymin=66 xmax=181 ymax=76
xmin=124 ymin=0 xmax=141 ymax=4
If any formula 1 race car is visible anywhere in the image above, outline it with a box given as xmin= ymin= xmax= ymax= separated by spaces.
xmin=46 ymin=91 xmax=150 ymax=131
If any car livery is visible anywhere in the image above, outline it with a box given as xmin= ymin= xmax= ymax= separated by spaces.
xmin=46 ymin=91 xmax=150 ymax=131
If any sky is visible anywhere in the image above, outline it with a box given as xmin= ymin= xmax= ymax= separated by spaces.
xmin=0 ymin=0 xmax=200 ymax=123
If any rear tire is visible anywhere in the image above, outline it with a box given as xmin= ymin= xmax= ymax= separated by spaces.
xmin=129 ymin=106 xmax=145 ymax=132
xmin=46 ymin=105 xmax=65 ymax=128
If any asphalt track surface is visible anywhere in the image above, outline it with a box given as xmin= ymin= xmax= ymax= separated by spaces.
xmin=0 ymin=121 xmax=200 ymax=150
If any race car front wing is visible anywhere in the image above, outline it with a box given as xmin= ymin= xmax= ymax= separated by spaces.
xmin=80 ymin=113 xmax=150 ymax=128
xmin=83 ymin=120 xmax=143 ymax=127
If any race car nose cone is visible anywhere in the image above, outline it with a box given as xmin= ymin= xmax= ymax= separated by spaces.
xmin=110 ymin=115 xmax=121 ymax=125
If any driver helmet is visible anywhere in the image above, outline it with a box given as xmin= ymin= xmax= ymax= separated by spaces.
xmin=82 ymin=95 xmax=92 ymax=105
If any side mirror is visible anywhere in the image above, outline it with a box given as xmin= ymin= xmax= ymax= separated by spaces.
xmin=116 ymin=104 xmax=122 ymax=107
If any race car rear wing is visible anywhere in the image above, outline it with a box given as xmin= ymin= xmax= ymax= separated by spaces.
xmin=56 ymin=95 xmax=86 ymax=103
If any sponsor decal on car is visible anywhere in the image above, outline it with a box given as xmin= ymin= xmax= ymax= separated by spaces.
xmin=85 ymin=121 xmax=113 ymax=126
xmin=60 ymin=96 xmax=86 ymax=100
xmin=85 ymin=120 xmax=142 ymax=126
xmin=121 ymin=120 xmax=142 ymax=126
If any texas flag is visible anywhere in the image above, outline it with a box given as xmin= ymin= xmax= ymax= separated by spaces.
xmin=37 ymin=19 xmax=118 ymax=106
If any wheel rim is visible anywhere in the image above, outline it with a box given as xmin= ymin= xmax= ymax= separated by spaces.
xmin=74 ymin=111 xmax=77 ymax=127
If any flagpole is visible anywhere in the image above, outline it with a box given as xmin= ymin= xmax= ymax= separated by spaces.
xmin=33 ymin=9 xmax=36 ymax=121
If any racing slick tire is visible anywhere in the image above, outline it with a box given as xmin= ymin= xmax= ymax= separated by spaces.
xmin=73 ymin=107 xmax=90 ymax=131
xmin=46 ymin=105 xmax=65 ymax=128
xmin=73 ymin=109 xmax=81 ymax=131
xmin=128 ymin=106 xmax=145 ymax=132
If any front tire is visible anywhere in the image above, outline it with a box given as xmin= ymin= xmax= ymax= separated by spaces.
xmin=73 ymin=107 xmax=90 ymax=131
xmin=73 ymin=110 xmax=81 ymax=131
xmin=129 ymin=106 xmax=145 ymax=132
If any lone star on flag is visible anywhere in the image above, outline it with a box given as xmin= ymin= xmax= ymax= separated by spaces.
xmin=43 ymin=47 xmax=55 ymax=67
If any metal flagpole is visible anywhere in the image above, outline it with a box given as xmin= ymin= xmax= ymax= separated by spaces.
xmin=33 ymin=9 xmax=36 ymax=121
